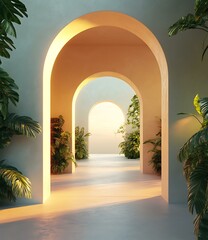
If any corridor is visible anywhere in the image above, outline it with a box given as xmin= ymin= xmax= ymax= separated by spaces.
xmin=0 ymin=155 xmax=193 ymax=239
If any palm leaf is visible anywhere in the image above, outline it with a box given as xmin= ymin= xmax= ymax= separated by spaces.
xmin=188 ymin=161 xmax=208 ymax=214
xmin=0 ymin=159 xmax=31 ymax=201
xmin=168 ymin=13 xmax=206 ymax=37
xmin=194 ymin=212 xmax=208 ymax=239
xmin=179 ymin=127 xmax=208 ymax=162
xmin=198 ymin=96 xmax=208 ymax=121
xmin=0 ymin=0 xmax=28 ymax=61
xmin=4 ymin=113 xmax=41 ymax=137
xmin=0 ymin=67 xmax=19 ymax=119
xmin=195 ymin=0 xmax=208 ymax=18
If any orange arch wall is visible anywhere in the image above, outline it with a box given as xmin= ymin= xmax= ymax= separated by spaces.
xmin=44 ymin=11 xmax=167 ymax=202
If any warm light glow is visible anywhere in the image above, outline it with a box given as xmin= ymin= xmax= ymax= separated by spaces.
xmin=0 ymin=155 xmax=161 ymax=224
xmin=43 ymin=11 xmax=168 ymax=203
xmin=89 ymin=102 xmax=125 ymax=154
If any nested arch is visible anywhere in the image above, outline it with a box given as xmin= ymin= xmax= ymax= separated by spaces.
xmin=43 ymin=11 xmax=168 ymax=202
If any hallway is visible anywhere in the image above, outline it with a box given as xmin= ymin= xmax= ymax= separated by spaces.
xmin=0 ymin=155 xmax=193 ymax=239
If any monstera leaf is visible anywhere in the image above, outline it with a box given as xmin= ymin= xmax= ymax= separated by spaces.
xmin=0 ymin=0 xmax=28 ymax=62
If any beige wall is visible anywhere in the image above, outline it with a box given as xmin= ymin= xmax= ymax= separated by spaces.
xmin=51 ymin=44 xmax=161 ymax=173
xmin=4 ymin=2 xmax=202 ymax=204
xmin=75 ymin=77 xmax=135 ymax=154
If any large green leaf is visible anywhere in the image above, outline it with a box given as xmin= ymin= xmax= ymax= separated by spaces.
xmin=4 ymin=113 xmax=42 ymax=137
xmin=0 ymin=159 xmax=31 ymax=201
xmin=194 ymin=213 xmax=208 ymax=239
xmin=195 ymin=0 xmax=208 ymax=18
xmin=179 ymin=127 xmax=208 ymax=162
xmin=168 ymin=13 xmax=207 ymax=36
xmin=0 ymin=67 xmax=19 ymax=119
xmin=188 ymin=161 xmax=208 ymax=214
xmin=0 ymin=0 xmax=28 ymax=61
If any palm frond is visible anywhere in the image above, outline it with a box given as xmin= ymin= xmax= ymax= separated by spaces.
xmin=0 ymin=67 xmax=19 ymax=119
xmin=168 ymin=13 xmax=207 ymax=36
xmin=0 ymin=0 xmax=28 ymax=61
xmin=4 ymin=113 xmax=41 ymax=137
xmin=195 ymin=0 xmax=208 ymax=18
xmin=0 ymin=159 xmax=31 ymax=201
xmin=188 ymin=161 xmax=208 ymax=214
xmin=194 ymin=212 xmax=208 ymax=239
xmin=178 ymin=127 xmax=208 ymax=162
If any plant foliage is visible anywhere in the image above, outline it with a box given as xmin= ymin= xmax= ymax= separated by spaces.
xmin=118 ymin=95 xmax=140 ymax=159
xmin=178 ymin=95 xmax=208 ymax=238
xmin=168 ymin=0 xmax=208 ymax=60
xmin=144 ymin=122 xmax=161 ymax=175
xmin=119 ymin=130 xmax=140 ymax=159
xmin=51 ymin=115 xmax=76 ymax=174
xmin=0 ymin=0 xmax=28 ymax=63
xmin=0 ymin=0 xmax=41 ymax=202
xmin=75 ymin=126 xmax=91 ymax=160
xmin=0 ymin=159 xmax=31 ymax=202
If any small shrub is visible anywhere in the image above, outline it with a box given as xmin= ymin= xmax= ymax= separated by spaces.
xmin=51 ymin=115 xmax=76 ymax=174
xmin=144 ymin=125 xmax=161 ymax=175
xmin=75 ymin=126 xmax=91 ymax=160
xmin=119 ymin=130 xmax=140 ymax=159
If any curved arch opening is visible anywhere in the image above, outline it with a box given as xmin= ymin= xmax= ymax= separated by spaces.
xmin=88 ymin=101 xmax=125 ymax=154
xmin=43 ymin=11 xmax=168 ymax=202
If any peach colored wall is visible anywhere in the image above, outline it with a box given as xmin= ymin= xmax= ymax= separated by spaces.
xmin=51 ymin=44 xmax=161 ymax=174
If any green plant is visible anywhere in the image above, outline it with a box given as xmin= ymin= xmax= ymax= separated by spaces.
xmin=0 ymin=160 xmax=31 ymax=202
xmin=177 ymin=95 xmax=208 ymax=239
xmin=51 ymin=115 xmax=76 ymax=174
xmin=144 ymin=123 xmax=161 ymax=175
xmin=75 ymin=126 xmax=91 ymax=160
xmin=118 ymin=95 xmax=140 ymax=159
xmin=0 ymin=0 xmax=41 ymax=202
xmin=169 ymin=1 xmax=208 ymax=238
xmin=168 ymin=0 xmax=208 ymax=60
xmin=119 ymin=130 xmax=140 ymax=159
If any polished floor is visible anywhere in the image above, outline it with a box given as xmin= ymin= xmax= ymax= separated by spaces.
xmin=0 ymin=154 xmax=194 ymax=240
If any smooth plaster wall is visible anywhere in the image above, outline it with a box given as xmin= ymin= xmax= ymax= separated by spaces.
xmin=2 ymin=0 xmax=208 ymax=204
xmin=51 ymin=44 xmax=161 ymax=174
xmin=75 ymin=77 xmax=135 ymax=154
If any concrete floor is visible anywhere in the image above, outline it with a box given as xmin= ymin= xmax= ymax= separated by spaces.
xmin=0 ymin=154 xmax=194 ymax=240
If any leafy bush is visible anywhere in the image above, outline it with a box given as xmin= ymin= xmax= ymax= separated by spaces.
xmin=0 ymin=0 xmax=41 ymax=202
xmin=119 ymin=130 xmax=140 ymax=159
xmin=169 ymin=1 xmax=208 ymax=237
xmin=144 ymin=125 xmax=161 ymax=175
xmin=51 ymin=116 xmax=76 ymax=174
xmin=75 ymin=126 xmax=91 ymax=160
xmin=118 ymin=95 xmax=140 ymax=159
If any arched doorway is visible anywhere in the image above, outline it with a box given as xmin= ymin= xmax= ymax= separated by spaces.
xmin=88 ymin=101 xmax=125 ymax=154
xmin=43 ymin=11 xmax=168 ymax=202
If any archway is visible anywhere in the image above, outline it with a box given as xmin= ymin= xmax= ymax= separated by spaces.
xmin=88 ymin=101 xmax=125 ymax=154
xmin=43 ymin=11 xmax=168 ymax=202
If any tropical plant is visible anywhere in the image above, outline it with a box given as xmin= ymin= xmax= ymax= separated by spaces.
xmin=117 ymin=95 xmax=140 ymax=159
xmin=75 ymin=126 xmax=91 ymax=160
xmin=51 ymin=115 xmax=76 ymax=174
xmin=0 ymin=0 xmax=28 ymax=63
xmin=0 ymin=160 xmax=31 ymax=202
xmin=0 ymin=0 xmax=41 ymax=202
xmin=119 ymin=130 xmax=140 ymax=159
xmin=169 ymin=1 xmax=208 ymax=238
xmin=144 ymin=122 xmax=161 ymax=175
xmin=177 ymin=95 xmax=208 ymax=239
xmin=168 ymin=0 xmax=208 ymax=60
